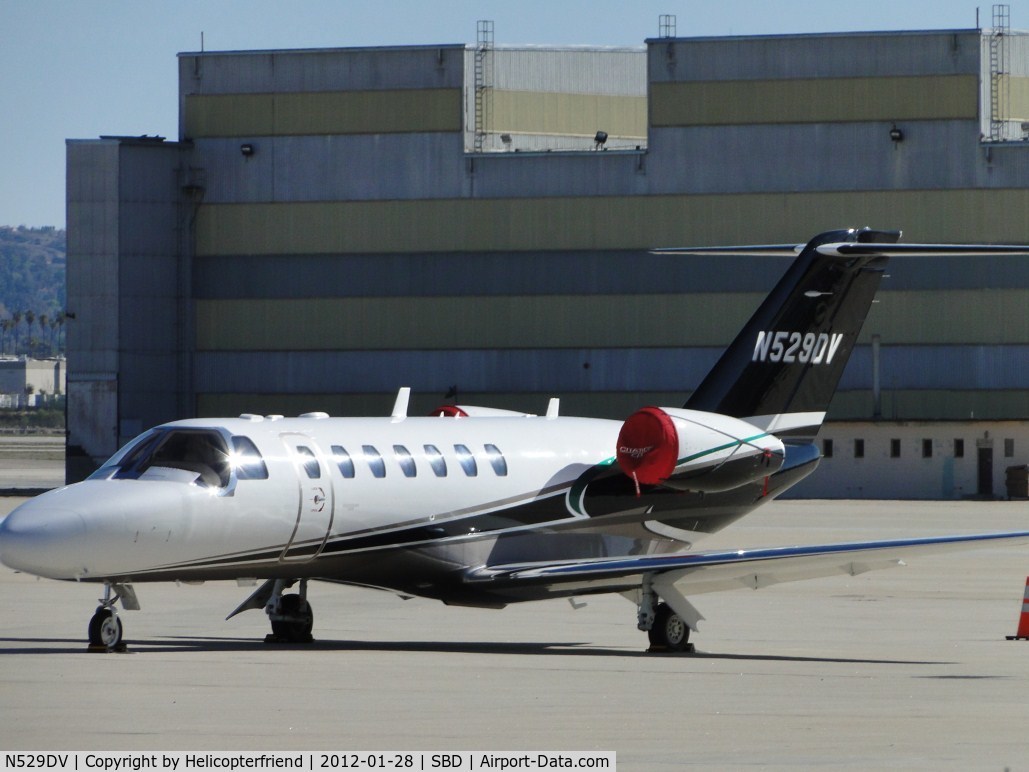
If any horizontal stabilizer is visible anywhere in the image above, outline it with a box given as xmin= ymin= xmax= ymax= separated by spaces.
xmin=651 ymin=244 xmax=804 ymax=256
xmin=818 ymin=242 xmax=1029 ymax=257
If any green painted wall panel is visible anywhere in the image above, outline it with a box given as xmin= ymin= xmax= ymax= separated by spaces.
xmin=196 ymin=288 xmax=1029 ymax=352
xmin=651 ymin=75 xmax=979 ymax=126
xmin=196 ymin=189 xmax=1029 ymax=257
xmin=184 ymin=89 xmax=462 ymax=137
xmin=999 ymin=75 xmax=1029 ymax=122
xmin=195 ymin=293 xmax=761 ymax=351
xmin=490 ymin=90 xmax=647 ymax=138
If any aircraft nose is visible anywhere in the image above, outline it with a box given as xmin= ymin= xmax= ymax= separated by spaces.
xmin=0 ymin=502 xmax=88 ymax=579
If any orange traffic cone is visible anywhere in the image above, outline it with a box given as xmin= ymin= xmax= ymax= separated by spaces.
xmin=1006 ymin=577 xmax=1029 ymax=640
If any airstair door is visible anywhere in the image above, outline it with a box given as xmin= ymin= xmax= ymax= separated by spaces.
xmin=279 ymin=434 xmax=335 ymax=562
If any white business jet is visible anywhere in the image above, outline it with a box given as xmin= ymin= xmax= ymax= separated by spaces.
xmin=3 ymin=228 xmax=1029 ymax=652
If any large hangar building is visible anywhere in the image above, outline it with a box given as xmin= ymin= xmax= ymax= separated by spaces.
xmin=66 ymin=22 xmax=1029 ymax=498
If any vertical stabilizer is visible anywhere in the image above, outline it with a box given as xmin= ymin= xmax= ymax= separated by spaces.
xmin=684 ymin=228 xmax=896 ymax=439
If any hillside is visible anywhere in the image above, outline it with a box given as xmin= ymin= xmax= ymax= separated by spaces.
xmin=0 ymin=226 xmax=66 ymax=356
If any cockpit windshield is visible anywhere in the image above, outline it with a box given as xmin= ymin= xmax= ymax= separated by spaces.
xmin=111 ymin=429 xmax=232 ymax=488
xmin=90 ymin=428 xmax=270 ymax=489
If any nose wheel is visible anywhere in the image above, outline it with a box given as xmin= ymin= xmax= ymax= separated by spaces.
xmin=86 ymin=582 xmax=136 ymax=651
xmin=88 ymin=606 xmax=123 ymax=649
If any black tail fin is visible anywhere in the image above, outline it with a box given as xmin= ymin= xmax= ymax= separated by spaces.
xmin=684 ymin=228 xmax=896 ymax=438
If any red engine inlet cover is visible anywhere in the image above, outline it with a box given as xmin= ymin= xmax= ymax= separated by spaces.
xmin=616 ymin=407 xmax=679 ymax=485
xmin=431 ymin=405 xmax=468 ymax=417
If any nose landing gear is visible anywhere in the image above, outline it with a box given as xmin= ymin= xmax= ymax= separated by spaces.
xmin=87 ymin=606 xmax=123 ymax=650
xmin=87 ymin=583 xmax=137 ymax=651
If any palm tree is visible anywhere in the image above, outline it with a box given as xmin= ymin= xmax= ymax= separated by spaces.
xmin=11 ymin=311 xmax=22 ymax=355
xmin=38 ymin=314 xmax=49 ymax=355
xmin=24 ymin=310 xmax=35 ymax=356
xmin=54 ymin=314 xmax=65 ymax=354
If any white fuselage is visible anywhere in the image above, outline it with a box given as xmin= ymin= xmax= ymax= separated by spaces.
xmin=0 ymin=409 xmax=787 ymax=594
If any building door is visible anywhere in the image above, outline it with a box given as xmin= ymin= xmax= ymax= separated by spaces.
xmin=977 ymin=446 xmax=993 ymax=498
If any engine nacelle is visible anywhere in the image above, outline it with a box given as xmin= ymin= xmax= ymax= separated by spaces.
xmin=615 ymin=406 xmax=785 ymax=492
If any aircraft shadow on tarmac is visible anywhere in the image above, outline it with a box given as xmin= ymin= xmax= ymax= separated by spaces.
xmin=0 ymin=635 xmax=952 ymax=665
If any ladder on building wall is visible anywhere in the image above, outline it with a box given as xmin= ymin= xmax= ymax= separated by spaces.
xmin=474 ymin=20 xmax=494 ymax=153
xmin=990 ymin=4 xmax=1010 ymax=141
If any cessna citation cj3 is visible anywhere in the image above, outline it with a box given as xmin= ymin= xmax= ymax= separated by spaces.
xmin=4 ymin=227 xmax=1029 ymax=652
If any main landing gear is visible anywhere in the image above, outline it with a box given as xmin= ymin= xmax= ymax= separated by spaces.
xmin=635 ymin=576 xmax=699 ymax=654
xmin=87 ymin=583 xmax=139 ymax=651
xmin=264 ymin=578 xmax=314 ymax=644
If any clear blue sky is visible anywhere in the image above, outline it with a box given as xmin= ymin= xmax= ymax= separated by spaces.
xmin=0 ymin=0 xmax=1005 ymax=228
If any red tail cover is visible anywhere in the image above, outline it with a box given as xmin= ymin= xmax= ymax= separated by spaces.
xmin=616 ymin=407 xmax=679 ymax=485
xmin=432 ymin=405 xmax=468 ymax=417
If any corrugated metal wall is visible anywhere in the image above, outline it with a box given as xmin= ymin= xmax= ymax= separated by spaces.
xmin=171 ymin=31 xmax=1029 ymax=428
xmin=63 ymin=30 xmax=1029 ymax=485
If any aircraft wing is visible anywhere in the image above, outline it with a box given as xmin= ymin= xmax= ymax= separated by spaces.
xmin=466 ymin=530 xmax=1029 ymax=596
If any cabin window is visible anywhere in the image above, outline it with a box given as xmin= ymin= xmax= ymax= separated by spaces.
xmin=484 ymin=444 xmax=508 ymax=476
xmin=1005 ymin=438 xmax=1015 ymax=458
xmin=890 ymin=439 xmax=901 ymax=458
xmin=231 ymin=436 xmax=268 ymax=480
xmin=295 ymin=446 xmax=321 ymax=479
xmin=331 ymin=445 xmax=355 ymax=478
xmin=394 ymin=445 xmax=417 ymax=478
xmin=424 ymin=444 xmax=447 ymax=477
xmin=822 ymin=439 xmax=834 ymax=458
xmin=922 ymin=439 xmax=933 ymax=459
xmin=853 ymin=439 xmax=864 ymax=459
xmin=954 ymin=439 xmax=964 ymax=458
xmin=454 ymin=444 xmax=478 ymax=477
xmin=363 ymin=445 xmax=386 ymax=478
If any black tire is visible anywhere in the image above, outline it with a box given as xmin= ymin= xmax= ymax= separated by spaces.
xmin=270 ymin=594 xmax=313 ymax=642
xmin=88 ymin=607 xmax=123 ymax=648
xmin=648 ymin=602 xmax=690 ymax=652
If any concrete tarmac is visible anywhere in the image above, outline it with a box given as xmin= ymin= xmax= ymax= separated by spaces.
xmin=2 ymin=498 xmax=1029 ymax=770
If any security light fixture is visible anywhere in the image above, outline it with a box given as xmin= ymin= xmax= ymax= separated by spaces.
xmin=594 ymin=130 xmax=608 ymax=149
xmin=240 ymin=143 xmax=255 ymax=157
xmin=889 ymin=124 xmax=904 ymax=142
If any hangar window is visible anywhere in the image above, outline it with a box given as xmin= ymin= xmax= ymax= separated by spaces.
xmin=890 ymin=439 xmax=901 ymax=458
xmin=295 ymin=446 xmax=321 ymax=479
xmin=231 ymin=436 xmax=268 ymax=480
xmin=331 ymin=445 xmax=355 ymax=478
xmin=954 ymin=439 xmax=965 ymax=458
xmin=363 ymin=445 xmax=386 ymax=478
xmin=394 ymin=445 xmax=417 ymax=478
xmin=454 ymin=444 xmax=478 ymax=477
xmin=922 ymin=439 xmax=933 ymax=459
xmin=112 ymin=429 xmax=231 ymax=489
xmin=822 ymin=439 xmax=834 ymax=458
xmin=854 ymin=439 xmax=864 ymax=459
xmin=424 ymin=445 xmax=447 ymax=477
xmin=484 ymin=444 xmax=508 ymax=476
